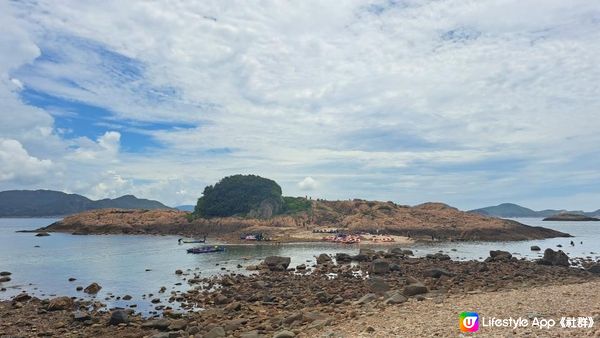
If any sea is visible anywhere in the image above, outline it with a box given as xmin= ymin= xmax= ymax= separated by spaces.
xmin=0 ymin=217 xmax=598 ymax=314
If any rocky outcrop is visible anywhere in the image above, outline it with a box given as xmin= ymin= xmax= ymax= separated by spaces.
xmin=543 ymin=213 xmax=600 ymax=221
xmin=263 ymin=256 xmax=291 ymax=271
xmin=537 ymin=249 xmax=570 ymax=266
xmin=38 ymin=199 xmax=571 ymax=241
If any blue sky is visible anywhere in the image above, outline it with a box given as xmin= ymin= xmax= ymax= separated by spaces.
xmin=1 ymin=0 xmax=600 ymax=210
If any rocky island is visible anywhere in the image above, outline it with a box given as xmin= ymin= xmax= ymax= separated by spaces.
xmin=543 ymin=213 xmax=600 ymax=221
xmin=36 ymin=175 xmax=570 ymax=242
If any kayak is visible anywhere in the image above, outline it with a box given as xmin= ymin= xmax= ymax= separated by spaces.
xmin=186 ymin=246 xmax=225 ymax=254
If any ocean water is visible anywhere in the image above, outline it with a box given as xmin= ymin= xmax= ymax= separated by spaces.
xmin=0 ymin=217 xmax=598 ymax=314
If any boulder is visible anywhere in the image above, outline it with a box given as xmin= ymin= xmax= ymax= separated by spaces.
xmin=423 ymin=268 xmax=454 ymax=279
xmin=368 ymin=277 xmax=390 ymax=295
xmin=0 ymin=271 xmax=11 ymax=276
xmin=0 ymin=276 xmax=10 ymax=283
xmin=485 ymin=250 xmax=512 ymax=262
xmin=263 ymin=256 xmax=291 ymax=271
xmin=205 ymin=326 xmax=226 ymax=338
xmin=587 ymin=264 xmax=600 ymax=274
xmin=351 ymin=253 xmax=370 ymax=262
xmin=108 ymin=310 xmax=129 ymax=325
xmin=537 ymin=248 xmax=570 ymax=266
xmin=73 ymin=311 xmax=91 ymax=321
xmin=84 ymin=282 xmax=102 ymax=294
xmin=389 ymin=263 xmax=401 ymax=272
xmin=13 ymin=293 xmax=31 ymax=302
xmin=315 ymin=291 xmax=332 ymax=303
xmin=141 ymin=319 xmax=171 ymax=331
xmin=426 ymin=253 xmax=451 ymax=260
xmin=402 ymin=284 xmax=428 ymax=296
xmin=370 ymin=259 xmax=390 ymax=274
xmin=335 ymin=253 xmax=352 ymax=263
xmin=295 ymin=264 xmax=306 ymax=270
xmin=530 ymin=246 xmax=541 ymax=251
xmin=383 ymin=291 xmax=407 ymax=305
xmin=47 ymin=296 xmax=73 ymax=311
xmin=316 ymin=253 xmax=332 ymax=265
xmin=353 ymin=293 xmax=377 ymax=305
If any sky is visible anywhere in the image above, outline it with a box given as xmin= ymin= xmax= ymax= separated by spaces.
xmin=1 ymin=0 xmax=600 ymax=211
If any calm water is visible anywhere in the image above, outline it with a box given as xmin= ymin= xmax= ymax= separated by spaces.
xmin=0 ymin=217 xmax=598 ymax=314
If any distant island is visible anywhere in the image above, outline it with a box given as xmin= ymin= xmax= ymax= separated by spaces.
xmin=38 ymin=175 xmax=571 ymax=241
xmin=543 ymin=213 xmax=600 ymax=222
xmin=469 ymin=203 xmax=599 ymax=218
xmin=0 ymin=190 xmax=170 ymax=217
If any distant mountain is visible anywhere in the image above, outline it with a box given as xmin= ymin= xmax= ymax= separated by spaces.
xmin=175 ymin=205 xmax=195 ymax=212
xmin=469 ymin=203 xmax=599 ymax=218
xmin=0 ymin=190 xmax=171 ymax=217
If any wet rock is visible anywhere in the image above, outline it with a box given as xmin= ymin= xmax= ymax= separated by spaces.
xmin=151 ymin=298 xmax=161 ymax=304
xmin=35 ymin=232 xmax=50 ymax=236
xmin=47 ymin=296 xmax=73 ymax=311
xmin=76 ymin=286 xmax=83 ymax=291
xmin=587 ymin=264 xmax=600 ymax=274
xmin=84 ymin=282 xmax=102 ymax=294
xmin=0 ymin=271 xmax=11 ymax=276
xmin=423 ymin=268 xmax=454 ymax=279
xmin=108 ymin=309 xmax=129 ymax=325
xmin=335 ymin=253 xmax=352 ymax=263
xmin=370 ymin=259 xmax=390 ymax=274
xmin=68 ymin=277 xmax=76 ymax=282
xmin=295 ymin=264 xmax=307 ymax=270
xmin=426 ymin=253 xmax=451 ymax=260
xmin=317 ymin=253 xmax=332 ymax=265
xmin=537 ymin=248 xmax=570 ymax=266
xmin=351 ymin=253 xmax=370 ymax=262
xmin=205 ymin=326 xmax=226 ymax=338
xmin=354 ymin=293 xmax=377 ymax=305
xmin=122 ymin=295 xmax=132 ymax=300
xmin=402 ymin=284 xmax=428 ymax=296
xmin=175 ymin=269 xmax=183 ymax=275
xmin=0 ymin=276 xmax=10 ymax=283
xmin=485 ymin=250 xmax=512 ymax=262
xmin=263 ymin=256 xmax=291 ymax=271
xmin=531 ymin=246 xmax=541 ymax=251
xmin=273 ymin=330 xmax=295 ymax=338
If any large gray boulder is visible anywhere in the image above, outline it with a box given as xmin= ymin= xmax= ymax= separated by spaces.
xmin=370 ymin=259 xmax=390 ymax=274
xmin=537 ymin=248 xmax=569 ymax=266
xmin=263 ymin=256 xmax=291 ymax=271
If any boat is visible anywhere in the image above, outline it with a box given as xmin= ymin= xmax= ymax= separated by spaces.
xmin=178 ymin=236 xmax=207 ymax=244
xmin=187 ymin=245 xmax=225 ymax=254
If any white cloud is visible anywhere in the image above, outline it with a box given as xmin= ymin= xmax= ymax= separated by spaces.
xmin=0 ymin=139 xmax=53 ymax=183
xmin=298 ymin=176 xmax=318 ymax=191
xmin=0 ymin=1 xmax=599 ymax=209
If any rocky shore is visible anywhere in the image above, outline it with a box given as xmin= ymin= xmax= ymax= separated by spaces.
xmin=2 ymin=247 xmax=599 ymax=337
xmin=35 ymin=200 xmax=571 ymax=241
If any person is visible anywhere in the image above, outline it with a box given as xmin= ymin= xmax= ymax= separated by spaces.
xmin=570 ymin=240 xmax=575 ymax=246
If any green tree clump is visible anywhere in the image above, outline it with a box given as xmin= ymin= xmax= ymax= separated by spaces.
xmin=194 ymin=175 xmax=283 ymax=218
xmin=283 ymin=196 xmax=312 ymax=214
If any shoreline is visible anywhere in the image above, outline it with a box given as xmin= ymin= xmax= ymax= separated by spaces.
xmin=1 ymin=248 xmax=599 ymax=337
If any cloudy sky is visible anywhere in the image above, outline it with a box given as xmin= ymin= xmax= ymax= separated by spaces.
xmin=1 ymin=0 xmax=600 ymax=210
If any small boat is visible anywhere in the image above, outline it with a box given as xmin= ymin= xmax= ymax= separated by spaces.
xmin=178 ymin=236 xmax=207 ymax=244
xmin=187 ymin=245 xmax=225 ymax=254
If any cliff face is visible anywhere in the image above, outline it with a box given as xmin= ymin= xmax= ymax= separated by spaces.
xmin=40 ymin=199 xmax=571 ymax=241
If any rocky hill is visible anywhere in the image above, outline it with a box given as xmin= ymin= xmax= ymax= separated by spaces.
xmin=0 ymin=190 xmax=170 ymax=217
xmin=470 ymin=203 xmax=599 ymax=218
xmin=543 ymin=213 xmax=600 ymax=221
xmin=39 ymin=200 xmax=570 ymax=241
